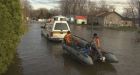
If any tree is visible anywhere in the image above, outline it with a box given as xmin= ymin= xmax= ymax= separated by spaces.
xmin=0 ymin=0 xmax=23 ymax=74
xmin=60 ymin=0 xmax=89 ymax=16
xmin=22 ymin=0 xmax=32 ymax=17
xmin=128 ymin=0 xmax=140 ymax=27
xmin=87 ymin=1 xmax=98 ymax=24
xmin=98 ymin=0 xmax=109 ymax=12
xmin=30 ymin=8 xmax=60 ymax=19
xmin=30 ymin=10 xmax=39 ymax=20
xmin=49 ymin=8 xmax=61 ymax=16
xmin=123 ymin=8 xmax=134 ymax=18
xmin=60 ymin=0 xmax=115 ymax=24
xmin=37 ymin=8 xmax=48 ymax=19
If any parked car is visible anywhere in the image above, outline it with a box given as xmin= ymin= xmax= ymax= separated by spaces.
xmin=46 ymin=16 xmax=68 ymax=24
xmin=41 ymin=21 xmax=70 ymax=41
xmin=52 ymin=16 xmax=67 ymax=21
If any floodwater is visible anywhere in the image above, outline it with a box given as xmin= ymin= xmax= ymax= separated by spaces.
xmin=3 ymin=22 xmax=140 ymax=75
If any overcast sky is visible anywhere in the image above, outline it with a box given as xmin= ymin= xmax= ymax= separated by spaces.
xmin=29 ymin=0 xmax=129 ymax=13
xmin=29 ymin=0 xmax=60 ymax=9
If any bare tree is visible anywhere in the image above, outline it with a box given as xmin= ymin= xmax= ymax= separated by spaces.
xmin=37 ymin=8 xmax=49 ymax=19
xmin=30 ymin=8 xmax=60 ymax=20
xmin=60 ymin=0 xmax=89 ymax=16
xmin=76 ymin=0 xmax=88 ymax=15
xmin=60 ymin=0 xmax=70 ymax=15
xmin=108 ymin=5 xmax=115 ymax=12
xmin=49 ymin=8 xmax=61 ymax=16
xmin=98 ymin=0 xmax=109 ymax=12
xmin=87 ymin=1 xmax=97 ymax=24
xmin=123 ymin=8 xmax=134 ymax=18
xmin=60 ymin=0 xmax=116 ymax=24
xmin=22 ymin=0 xmax=32 ymax=17
xmin=128 ymin=0 xmax=140 ymax=27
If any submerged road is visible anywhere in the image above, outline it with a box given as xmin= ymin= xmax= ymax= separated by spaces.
xmin=4 ymin=22 xmax=140 ymax=75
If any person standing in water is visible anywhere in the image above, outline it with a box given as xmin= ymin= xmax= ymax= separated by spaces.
xmin=90 ymin=33 xmax=105 ymax=62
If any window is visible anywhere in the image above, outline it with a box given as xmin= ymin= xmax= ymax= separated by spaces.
xmin=54 ymin=17 xmax=58 ymax=21
xmin=60 ymin=18 xmax=66 ymax=21
xmin=54 ymin=23 xmax=68 ymax=30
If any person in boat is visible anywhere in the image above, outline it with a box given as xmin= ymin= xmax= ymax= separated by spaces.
xmin=91 ymin=33 xmax=101 ymax=48
xmin=82 ymin=44 xmax=91 ymax=55
xmin=64 ymin=31 xmax=72 ymax=46
xmin=90 ymin=33 xmax=105 ymax=62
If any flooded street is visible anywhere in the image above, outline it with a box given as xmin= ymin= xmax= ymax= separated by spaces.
xmin=4 ymin=22 xmax=140 ymax=75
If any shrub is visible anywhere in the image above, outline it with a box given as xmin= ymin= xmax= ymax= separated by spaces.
xmin=0 ymin=0 xmax=25 ymax=74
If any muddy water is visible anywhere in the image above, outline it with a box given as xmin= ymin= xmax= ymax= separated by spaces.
xmin=4 ymin=23 xmax=140 ymax=75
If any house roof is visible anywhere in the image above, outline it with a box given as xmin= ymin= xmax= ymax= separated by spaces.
xmin=96 ymin=11 xmax=134 ymax=22
xmin=75 ymin=16 xmax=87 ymax=19
xmin=96 ymin=11 xmax=123 ymax=19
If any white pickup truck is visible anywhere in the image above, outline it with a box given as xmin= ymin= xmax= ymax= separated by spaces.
xmin=41 ymin=21 xmax=70 ymax=41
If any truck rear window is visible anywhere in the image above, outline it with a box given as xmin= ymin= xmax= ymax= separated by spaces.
xmin=60 ymin=18 xmax=66 ymax=21
xmin=54 ymin=23 xmax=68 ymax=30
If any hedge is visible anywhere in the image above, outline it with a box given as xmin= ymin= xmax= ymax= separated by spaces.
xmin=0 ymin=0 xmax=25 ymax=74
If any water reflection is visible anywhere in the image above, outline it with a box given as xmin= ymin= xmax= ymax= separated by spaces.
xmin=63 ymin=54 xmax=117 ymax=75
xmin=3 ymin=55 xmax=23 ymax=75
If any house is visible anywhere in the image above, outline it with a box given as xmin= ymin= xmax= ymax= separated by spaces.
xmin=95 ymin=11 xmax=133 ymax=27
xmin=121 ymin=17 xmax=133 ymax=27
xmin=75 ymin=16 xmax=87 ymax=25
xmin=134 ymin=18 xmax=140 ymax=28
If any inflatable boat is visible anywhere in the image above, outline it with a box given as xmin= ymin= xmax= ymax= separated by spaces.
xmin=62 ymin=35 xmax=118 ymax=65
